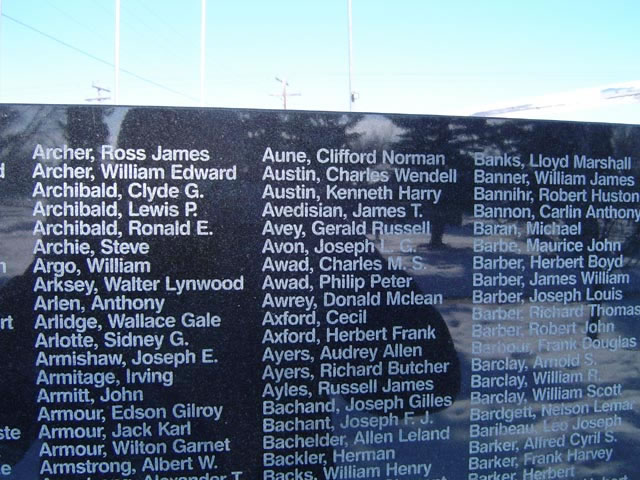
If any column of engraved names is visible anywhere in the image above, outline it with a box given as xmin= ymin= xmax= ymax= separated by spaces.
xmin=30 ymin=144 xmax=131 ymax=478
xmin=316 ymin=147 xmax=390 ymax=480
xmin=101 ymin=146 xmax=241 ymax=480
xmin=0 ymin=157 xmax=22 ymax=477
xmin=315 ymin=147 xmax=454 ymax=480
xmin=260 ymin=147 xmax=332 ymax=480
xmin=33 ymin=143 xmax=242 ymax=479
xmin=470 ymin=152 xmax=534 ymax=480
xmin=523 ymin=153 xmax=639 ymax=480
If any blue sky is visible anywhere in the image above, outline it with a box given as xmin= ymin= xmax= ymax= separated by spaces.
xmin=1 ymin=0 xmax=639 ymax=123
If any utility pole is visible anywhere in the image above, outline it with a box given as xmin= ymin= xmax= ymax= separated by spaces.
xmin=271 ymin=77 xmax=300 ymax=110
xmin=86 ymin=82 xmax=111 ymax=102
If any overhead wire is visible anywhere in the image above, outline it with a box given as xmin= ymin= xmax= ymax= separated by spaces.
xmin=88 ymin=0 xmax=113 ymax=17
xmin=138 ymin=0 xmax=193 ymax=46
xmin=1 ymin=13 xmax=199 ymax=103
xmin=117 ymin=1 xmax=192 ymax=66
xmin=42 ymin=0 xmax=112 ymax=45
xmin=103 ymin=1 xmax=201 ymax=94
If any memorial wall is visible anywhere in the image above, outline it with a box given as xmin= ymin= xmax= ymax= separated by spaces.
xmin=0 ymin=104 xmax=637 ymax=480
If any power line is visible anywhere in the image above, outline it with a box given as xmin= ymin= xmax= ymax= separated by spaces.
xmin=43 ymin=0 xmax=112 ymax=44
xmin=138 ymin=0 xmax=193 ymax=46
xmin=1 ymin=13 xmax=198 ymax=103
xmin=118 ymin=1 xmax=188 ymax=61
xmin=3 ymin=14 xmax=111 ymax=67
xmin=88 ymin=0 xmax=113 ymax=17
